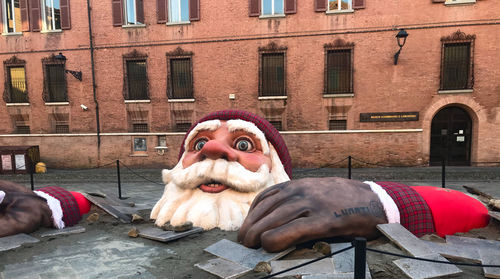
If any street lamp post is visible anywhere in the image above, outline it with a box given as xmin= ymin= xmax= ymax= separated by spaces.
xmin=394 ymin=29 xmax=409 ymax=65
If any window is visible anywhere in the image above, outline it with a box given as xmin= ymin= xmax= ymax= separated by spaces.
xmin=125 ymin=60 xmax=148 ymax=100
xmin=168 ymin=58 xmax=193 ymax=99
xmin=315 ymin=0 xmax=364 ymax=12
xmin=441 ymin=43 xmax=472 ymax=90
xmin=328 ymin=0 xmax=351 ymax=11
xmin=2 ymin=0 xmax=21 ymax=33
xmin=249 ymin=0 xmax=295 ymax=17
xmin=269 ymin=120 xmax=282 ymax=131
xmin=16 ymin=125 xmax=30 ymax=134
xmin=326 ymin=49 xmax=352 ymax=94
xmin=329 ymin=119 xmax=347 ymax=130
xmin=6 ymin=66 xmax=28 ymax=103
xmin=133 ymin=137 xmax=147 ymax=151
xmin=55 ymin=124 xmax=69 ymax=133
xmin=440 ymin=31 xmax=474 ymax=91
xmin=41 ymin=0 xmax=61 ymax=31
xmin=112 ymin=0 xmax=144 ymax=26
xmin=444 ymin=0 xmax=476 ymax=5
xmin=169 ymin=0 xmax=189 ymax=23
xmin=132 ymin=123 xmax=148 ymax=132
xmin=44 ymin=64 xmax=67 ymax=102
xmin=260 ymin=53 xmax=286 ymax=96
xmin=175 ymin=122 xmax=191 ymax=132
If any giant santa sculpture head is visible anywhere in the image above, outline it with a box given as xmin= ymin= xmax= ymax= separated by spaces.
xmin=150 ymin=110 xmax=292 ymax=230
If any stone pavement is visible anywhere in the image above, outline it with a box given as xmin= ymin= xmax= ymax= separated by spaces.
xmin=0 ymin=166 xmax=499 ymax=279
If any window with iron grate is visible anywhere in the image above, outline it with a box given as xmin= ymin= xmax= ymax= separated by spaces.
xmin=133 ymin=123 xmax=149 ymax=133
xmin=175 ymin=122 xmax=191 ymax=132
xmin=441 ymin=42 xmax=472 ymax=90
xmin=269 ymin=120 xmax=282 ymax=131
xmin=329 ymin=119 xmax=347 ymax=130
xmin=260 ymin=53 xmax=286 ymax=97
xmin=169 ymin=58 xmax=193 ymax=99
xmin=16 ymin=126 xmax=30 ymax=134
xmin=45 ymin=64 xmax=67 ymax=102
xmin=126 ymin=60 xmax=148 ymax=100
xmin=7 ymin=66 xmax=28 ymax=103
xmin=55 ymin=124 xmax=69 ymax=134
xmin=326 ymin=49 xmax=352 ymax=94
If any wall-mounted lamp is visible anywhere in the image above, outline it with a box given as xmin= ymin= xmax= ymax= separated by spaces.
xmin=155 ymin=146 xmax=168 ymax=156
xmin=394 ymin=29 xmax=409 ymax=65
xmin=55 ymin=52 xmax=83 ymax=81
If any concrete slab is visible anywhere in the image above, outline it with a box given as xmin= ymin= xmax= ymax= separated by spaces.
xmin=393 ymin=254 xmax=462 ymax=279
xmin=138 ymin=226 xmax=202 ymax=242
xmin=195 ymin=258 xmax=251 ymax=279
xmin=377 ymin=223 xmax=433 ymax=257
xmin=83 ymin=193 xmax=132 ymax=223
xmin=0 ymin=233 xmax=39 ymax=252
xmin=479 ymin=248 xmax=500 ymax=279
xmin=40 ymin=226 xmax=86 ymax=238
xmin=330 ymin=242 xmax=370 ymax=275
xmin=423 ymin=240 xmax=481 ymax=263
xmin=203 ymin=239 xmax=294 ymax=269
xmin=269 ymin=258 xmax=335 ymax=277
xmin=303 ymin=273 xmax=372 ymax=279
xmin=490 ymin=211 xmax=500 ymax=223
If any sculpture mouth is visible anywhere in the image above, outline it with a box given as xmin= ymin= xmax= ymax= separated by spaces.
xmin=198 ymin=181 xmax=229 ymax=193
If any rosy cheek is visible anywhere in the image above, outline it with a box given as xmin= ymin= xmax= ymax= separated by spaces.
xmin=182 ymin=152 xmax=198 ymax=168
xmin=239 ymin=153 xmax=272 ymax=172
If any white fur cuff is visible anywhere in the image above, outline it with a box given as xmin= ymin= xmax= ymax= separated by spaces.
xmin=0 ymin=190 xmax=5 ymax=204
xmin=34 ymin=190 xmax=65 ymax=229
xmin=364 ymin=181 xmax=400 ymax=224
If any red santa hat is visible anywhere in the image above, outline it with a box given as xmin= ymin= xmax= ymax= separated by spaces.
xmin=35 ymin=186 xmax=91 ymax=228
xmin=179 ymin=110 xmax=292 ymax=178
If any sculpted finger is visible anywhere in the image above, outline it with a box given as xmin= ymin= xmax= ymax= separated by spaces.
xmin=240 ymin=200 xmax=311 ymax=248
xmin=260 ymin=218 xmax=340 ymax=252
xmin=0 ymin=190 xmax=5 ymax=204
xmin=249 ymin=181 xmax=291 ymax=211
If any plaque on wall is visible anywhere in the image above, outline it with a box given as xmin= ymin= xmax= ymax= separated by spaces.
xmin=15 ymin=154 xmax=26 ymax=170
xmin=2 ymin=155 xmax=12 ymax=170
xmin=360 ymin=112 xmax=419 ymax=122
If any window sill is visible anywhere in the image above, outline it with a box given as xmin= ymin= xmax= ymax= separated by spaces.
xmin=45 ymin=102 xmax=69 ymax=106
xmin=438 ymin=89 xmax=473 ymax=94
xmin=326 ymin=9 xmax=354 ymax=14
xmin=166 ymin=21 xmax=191 ymax=26
xmin=6 ymin=103 xmax=30 ymax=106
xmin=445 ymin=0 xmax=476 ymax=5
xmin=323 ymin=93 xmax=354 ymax=98
xmin=124 ymin=99 xmax=151 ymax=104
xmin=259 ymin=14 xmax=286 ymax=19
xmin=258 ymin=96 xmax=287 ymax=100
xmin=122 ymin=24 xmax=146 ymax=28
xmin=41 ymin=29 xmax=62 ymax=34
xmin=168 ymin=98 xmax=195 ymax=103
xmin=129 ymin=153 xmax=148 ymax=157
xmin=1 ymin=32 xmax=22 ymax=36
xmin=155 ymin=146 xmax=168 ymax=150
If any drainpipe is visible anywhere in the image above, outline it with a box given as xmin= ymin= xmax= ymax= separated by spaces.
xmin=87 ymin=0 xmax=101 ymax=151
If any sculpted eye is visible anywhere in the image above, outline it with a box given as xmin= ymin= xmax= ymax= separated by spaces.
xmin=194 ymin=138 xmax=208 ymax=151
xmin=235 ymin=138 xmax=253 ymax=152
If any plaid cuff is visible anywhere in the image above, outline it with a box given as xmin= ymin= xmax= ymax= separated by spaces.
xmin=376 ymin=181 xmax=435 ymax=237
xmin=37 ymin=186 xmax=82 ymax=227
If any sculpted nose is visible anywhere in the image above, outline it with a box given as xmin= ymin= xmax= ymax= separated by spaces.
xmin=200 ymin=140 xmax=238 ymax=161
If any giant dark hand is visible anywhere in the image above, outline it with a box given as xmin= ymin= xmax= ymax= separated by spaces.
xmin=238 ymin=177 xmax=388 ymax=252
xmin=0 ymin=180 xmax=53 ymax=237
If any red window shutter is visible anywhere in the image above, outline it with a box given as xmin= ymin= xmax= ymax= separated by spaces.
xmin=315 ymin=0 xmax=327 ymax=12
xmin=285 ymin=0 xmax=296 ymax=14
xmin=136 ymin=0 xmax=144 ymax=23
xmin=0 ymin=2 xmax=3 ymax=33
xmin=189 ymin=0 xmax=200 ymax=21
xmin=20 ymin=0 xmax=30 ymax=31
xmin=112 ymin=0 xmax=124 ymax=26
xmin=353 ymin=0 xmax=365 ymax=9
xmin=157 ymin=0 xmax=167 ymax=23
xmin=249 ymin=0 xmax=260 ymax=16
xmin=60 ymin=0 xmax=71 ymax=29
xmin=29 ymin=0 xmax=40 ymax=31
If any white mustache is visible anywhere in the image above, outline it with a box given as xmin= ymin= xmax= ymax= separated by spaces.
xmin=162 ymin=159 xmax=272 ymax=193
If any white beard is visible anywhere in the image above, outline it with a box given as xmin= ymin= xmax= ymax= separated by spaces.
xmin=150 ymin=146 xmax=289 ymax=231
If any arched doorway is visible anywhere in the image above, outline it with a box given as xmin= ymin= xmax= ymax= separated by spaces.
xmin=430 ymin=106 xmax=472 ymax=166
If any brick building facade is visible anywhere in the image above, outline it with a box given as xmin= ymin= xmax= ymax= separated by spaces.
xmin=0 ymin=0 xmax=499 ymax=169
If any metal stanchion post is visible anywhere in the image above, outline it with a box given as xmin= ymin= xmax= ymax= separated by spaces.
xmin=353 ymin=237 xmax=367 ymax=279
xmin=348 ymin=156 xmax=352 ymax=179
xmin=117 ymin=160 xmax=122 ymax=199
xmin=29 ymin=160 xmax=34 ymax=191
xmin=441 ymin=158 xmax=446 ymax=188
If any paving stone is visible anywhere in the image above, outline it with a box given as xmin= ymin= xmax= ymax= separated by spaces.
xmin=138 ymin=226 xmax=202 ymax=242
xmin=423 ymin=240 xmax=480 ymax=263
xmin=490 ymin=211 xmax=500 ymax=222
xmin=393 ymin=254 xmax=462 ymax=279
xmin=83 ymin=193 xmax=132 ymax=223
xmin=40 ymin=226 xmax=86 ymax=237
xmin=446 ymin=235 xmax=500 ymax=251
xmin=195 ymin=258 xmax=252 ymax=279
xmin=203 ymin=239 xmax=294 ymax=269
xmin=377 ymin=223 xmax=433 ymax=257
xmin=303 ymin=273 xmax=372 ymax=279
xmin=478 ymin=248 xmax=500 ymax=279
xmin=0 ymin=233 xmax=39 ymax=252
xmin=269 ymin=258 xmax=335 ymax=278
xmin=330 ymin=242 xmax=370 ymax=275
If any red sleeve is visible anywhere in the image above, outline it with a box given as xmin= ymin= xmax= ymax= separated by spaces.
xmin=411 ymin=186 xmax=490 ymax=237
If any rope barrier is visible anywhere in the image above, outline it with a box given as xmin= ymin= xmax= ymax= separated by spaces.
xmin=119 ymin=161 xmax=164 ymax=186
xmin=294 ymin=157 xmax=349 ymax=174
xmin=259 ymin=245 xmax=354 ymax=279
xmin=366 ymin=247 xmax=500 ymax=268
xmin=350 ymin=156 xmax=428 ymax=168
